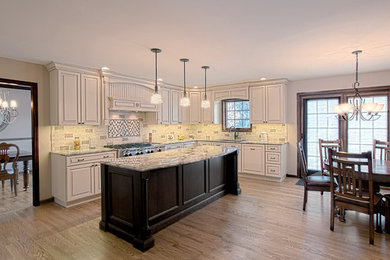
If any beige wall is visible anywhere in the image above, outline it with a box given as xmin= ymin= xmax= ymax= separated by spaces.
xmin=0 ymin=57 xmax=51 ymax=200
xmin=286 ymin=69 xmax=390 ymax=176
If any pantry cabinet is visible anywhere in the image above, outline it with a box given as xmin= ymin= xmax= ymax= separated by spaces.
xmin=51 ymin=150 xmax=116 ymax=207
xmin=48 ymin=63 xmax=101 ymax=126
xmin=249 ymin=84 xmax=285 ymax=124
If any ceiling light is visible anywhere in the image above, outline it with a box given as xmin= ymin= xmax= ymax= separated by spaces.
xmin=260 ymin=77 xmax=266 ymax=81
xmin=193 ymin=86 xmax=198 ymax=89
xmin=101 ymin=66 xmax=110 ymax=71
xmin=333 ymin=50 xmax=383 ymax=121
xmin=150 ymin=48 xmax=163 ymax=105
xmin=201 ymin=66 xmax=210 ymax=109
xmin=180 ymin=58 xmax=190 ymax=107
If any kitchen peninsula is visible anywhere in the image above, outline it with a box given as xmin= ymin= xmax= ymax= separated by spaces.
xmin=99 ymin=145 xmax=241 ymax=251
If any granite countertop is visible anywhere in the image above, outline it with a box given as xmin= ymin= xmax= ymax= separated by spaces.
xmin=102 ymin=145 xmax=238 ymax=172
xmin=160 ymin=139 xmax=287 ymax=145
xmin=51 ymin=148 xmax=117 ymax=156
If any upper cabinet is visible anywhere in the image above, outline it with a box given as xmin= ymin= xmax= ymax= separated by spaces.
xmin=47 ymin=63 xmax=101 ymax=125
xmin=201 ymin=91 xmax=213 ymax=124
xmin=170 ymin=89 xmax=181 ymax=124
xmin=213 ymin=87 xmax=248 ymax=101
xmin=250 ymin=84 xmax=286 ymax=124
xmin=158 ymin=88 xmax=171 ymax=124
xmin=189 ymin=92 xmax=201 ymax=124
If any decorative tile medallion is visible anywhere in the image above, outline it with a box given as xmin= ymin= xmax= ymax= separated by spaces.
xmin=108 ymin=119 xmax=141 ymax=138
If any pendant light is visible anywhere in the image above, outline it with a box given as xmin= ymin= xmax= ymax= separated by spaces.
xmin=150 ymin=48 xmax=163 ymax=105
xmin=333 ymin=50 xmax=384 ymax=121
xmin=201 ymin=66 xmax=210 ymax=108
xmin=180 ymin=58 xmax=190 ymax=107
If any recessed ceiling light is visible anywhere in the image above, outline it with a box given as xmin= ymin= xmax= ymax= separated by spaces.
xmin=260 ymin=77 xmax=266 ymax=81
xmin=157 ymin=78 xmax=163 ymax=82
xmin=101 ymin=66 xmax=110 ymax=71
xmin=193 ymin=86 xmax=198 ymax=88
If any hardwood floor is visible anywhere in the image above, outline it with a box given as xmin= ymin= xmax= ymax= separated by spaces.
xmin=0 ymin=176 xmax=389 ymax=259
xmin=0 ymin=173 xmax=32 ymax=215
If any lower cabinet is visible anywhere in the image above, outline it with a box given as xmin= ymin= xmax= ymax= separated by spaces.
xmin=241 ymin=143 xmax=286 ymax=181
xmin=242 ymin=144 xmax=265 ymax=175
xmin=51 ymin=151 xmax=116 ymax=207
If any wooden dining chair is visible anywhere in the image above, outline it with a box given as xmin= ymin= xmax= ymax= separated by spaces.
xmin=328 ymin=149 xmax=383 ymax=245
xmin=319 ymin=139 xmax=343 ymax=176
xmin=0 ymin=143 xmax=20 ymax=196
xmin=372 ymin=139 xmax=390 ymax=160
xmin=297 ymin=140 xmax=335 ymax=211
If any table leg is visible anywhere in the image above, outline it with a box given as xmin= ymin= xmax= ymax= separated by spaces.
xmin=23 ymin=160 xmax=29 ymax=191
xmin=385 ymin=196 xmax=390 ymax=234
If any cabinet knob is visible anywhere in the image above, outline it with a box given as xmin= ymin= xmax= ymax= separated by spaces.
xmin=78 ymin=158 xmax=84 ymax=162
xmin=103 ymin=155 xmax=109 ymax=158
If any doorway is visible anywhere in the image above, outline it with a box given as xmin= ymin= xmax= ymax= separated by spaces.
xmin=0 ymin=78 xmax=39 ymax=207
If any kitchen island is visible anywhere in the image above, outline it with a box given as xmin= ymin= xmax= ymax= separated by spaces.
xmin=99 ymin=145 xmax=241 ymax=251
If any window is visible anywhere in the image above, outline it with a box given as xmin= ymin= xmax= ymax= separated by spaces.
xmin=223 ymin=100 xmax=251 ymax=131
xmin=347 ymin=95 xmax=388 ymax=157
xmin=305 ymin=98 xmax=340 ymax=170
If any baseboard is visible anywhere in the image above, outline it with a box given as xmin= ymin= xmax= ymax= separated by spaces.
xmin=286 ymin=174 xmax=299 ymax=178
xmin=40 ymin=197 xmax=54 ymax=204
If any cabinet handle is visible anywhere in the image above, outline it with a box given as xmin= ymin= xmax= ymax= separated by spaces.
xmin=78 ymin=158 xmax=85 ymax=162
xmin=91 ymin=164 xmax=95 ymax=167
xmin=103 ymin=155 xmax=110 ymax=158
xmin=270 ymin=169 xmax=275 ymax=172
xmin=269 ymin=148 xmax=275 ymax=150
xmin=270 ymin=157 xmax=276 ymax=160
xmin=250 ymin=148 xmax=256 ymax=151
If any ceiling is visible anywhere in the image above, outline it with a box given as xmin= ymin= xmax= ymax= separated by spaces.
xmin=1 ymin=0 xmax=390 ymax=86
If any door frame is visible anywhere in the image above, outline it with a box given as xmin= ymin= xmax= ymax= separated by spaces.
xmin=0 ymin=78 xmax=39 ymax=206
xmin=297 ymin=85 xmax=390 ymax=178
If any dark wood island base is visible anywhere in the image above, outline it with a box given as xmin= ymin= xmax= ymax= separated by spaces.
xmin=99 ymin=150 xmax=240 ymax=251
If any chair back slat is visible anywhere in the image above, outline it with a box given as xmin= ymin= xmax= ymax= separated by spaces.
xmin=0 ymin=143 xmax=20 ymax=175
xmin=297 ymin=139 xmax=308 ymax=179
xmin=373 ymin=139 xmax=390 ymax=160
xmin=319 ymin=139 xmax=342 ymax=174
xmin=328 ymin=149 xmax=373 ymax=202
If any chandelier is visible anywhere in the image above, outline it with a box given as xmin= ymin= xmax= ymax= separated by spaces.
xmin=333 ymin=50 xmax=384 ymax=121
xmin=0 ymin=90 xmax=18 ymax=131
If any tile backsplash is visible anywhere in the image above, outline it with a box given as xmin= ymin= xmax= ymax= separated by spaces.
xmin=51 ymin=123 xmax=288 ymax=151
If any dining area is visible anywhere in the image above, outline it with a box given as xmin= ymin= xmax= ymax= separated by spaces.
xmin=298 ymin=137 xmax=390 ymax=245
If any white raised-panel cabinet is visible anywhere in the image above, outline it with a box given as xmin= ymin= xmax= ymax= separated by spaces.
xmin=67 ymin=164 xmax=94 ymax=201
xmin=250 ymin=84 xmax=285 ymax=124
xmin=81 ymin=74 xmax=101 ymax=125
xmin=51 ymin=151 xmax=116 ymax=207
xmin=266 ymin=85 xmax=285 ymax=123
xmin=180 ymin=92 xmax=190 ymax=124
xmin=171 ymin=89 xmax=181 ymax=124
xmin=189 ymin=92 xmax=201 ymax=123
xmin=48 ymin=63 xmax=102 ymax=126
xmin=242 ymin=144 xmax=265 ymax=175
xmin=159 ymin=88 xmax=171 ymax=124
xmin=249 ymin=86 xmax=266 ymax=124
xmin=230 ymin=88 xmax=248 ymax=99
xmin=59 ymin=71 xmax=80 ymax=125
xmin=201 ymin=91 xmax=213 ymax=123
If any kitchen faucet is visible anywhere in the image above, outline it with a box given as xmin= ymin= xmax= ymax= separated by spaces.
xmin=229 ymin=126 xmax=239 ymax=140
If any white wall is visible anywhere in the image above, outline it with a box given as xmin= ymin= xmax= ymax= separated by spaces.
xmin=0 ymin=57 xmax=51 ymax=200
xmin=0 ymin=88 xmax=32 ymax=152
xmin=286 ymin=69 xmax=390 ymax=176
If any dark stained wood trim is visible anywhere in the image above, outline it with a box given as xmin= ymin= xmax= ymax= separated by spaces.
xmin=297 ymin=85 xmax=390 ymax=177
xmin=40 ymin=197 xmax=54 ymax=204
xmin=0 ymin=137 xmax=32 ymax=141
xmin=0 ymin=78 xmax=40 ymax=206
xmin=221 ymin=99 xmax=252 ymax=132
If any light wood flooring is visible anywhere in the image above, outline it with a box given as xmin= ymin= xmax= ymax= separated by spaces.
xmin=0 ymin=173 xmax=32 ymax=215
xmin=0 ymin=176 xmax=389 ymax=259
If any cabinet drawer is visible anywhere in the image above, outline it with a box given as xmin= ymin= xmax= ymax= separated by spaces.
xmin=266 ymin=145 xmax=281 ymax=152
xmin=266 ymin=165 xmax=280 ymax=177
xmin=67 ymin=151 xmax=116 ymax=166
xmin=266 ymin=152 xmax=280 ymax=164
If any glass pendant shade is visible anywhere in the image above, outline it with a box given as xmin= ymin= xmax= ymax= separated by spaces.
xmin=180 ymin=96 xmax=190 ymax=107
xmin=201 ymin=99 xmax=210 ymax=108
xmin=150 ymin=92 xmax=163 ymax=104
xmin=333 ymin=103 xmax=354 ymax=115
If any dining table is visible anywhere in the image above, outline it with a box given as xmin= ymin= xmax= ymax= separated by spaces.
xmin=325 ymin=159 xmax=390 ymax=233
xmin=8 ymin=149 xmax=32 ymax=191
